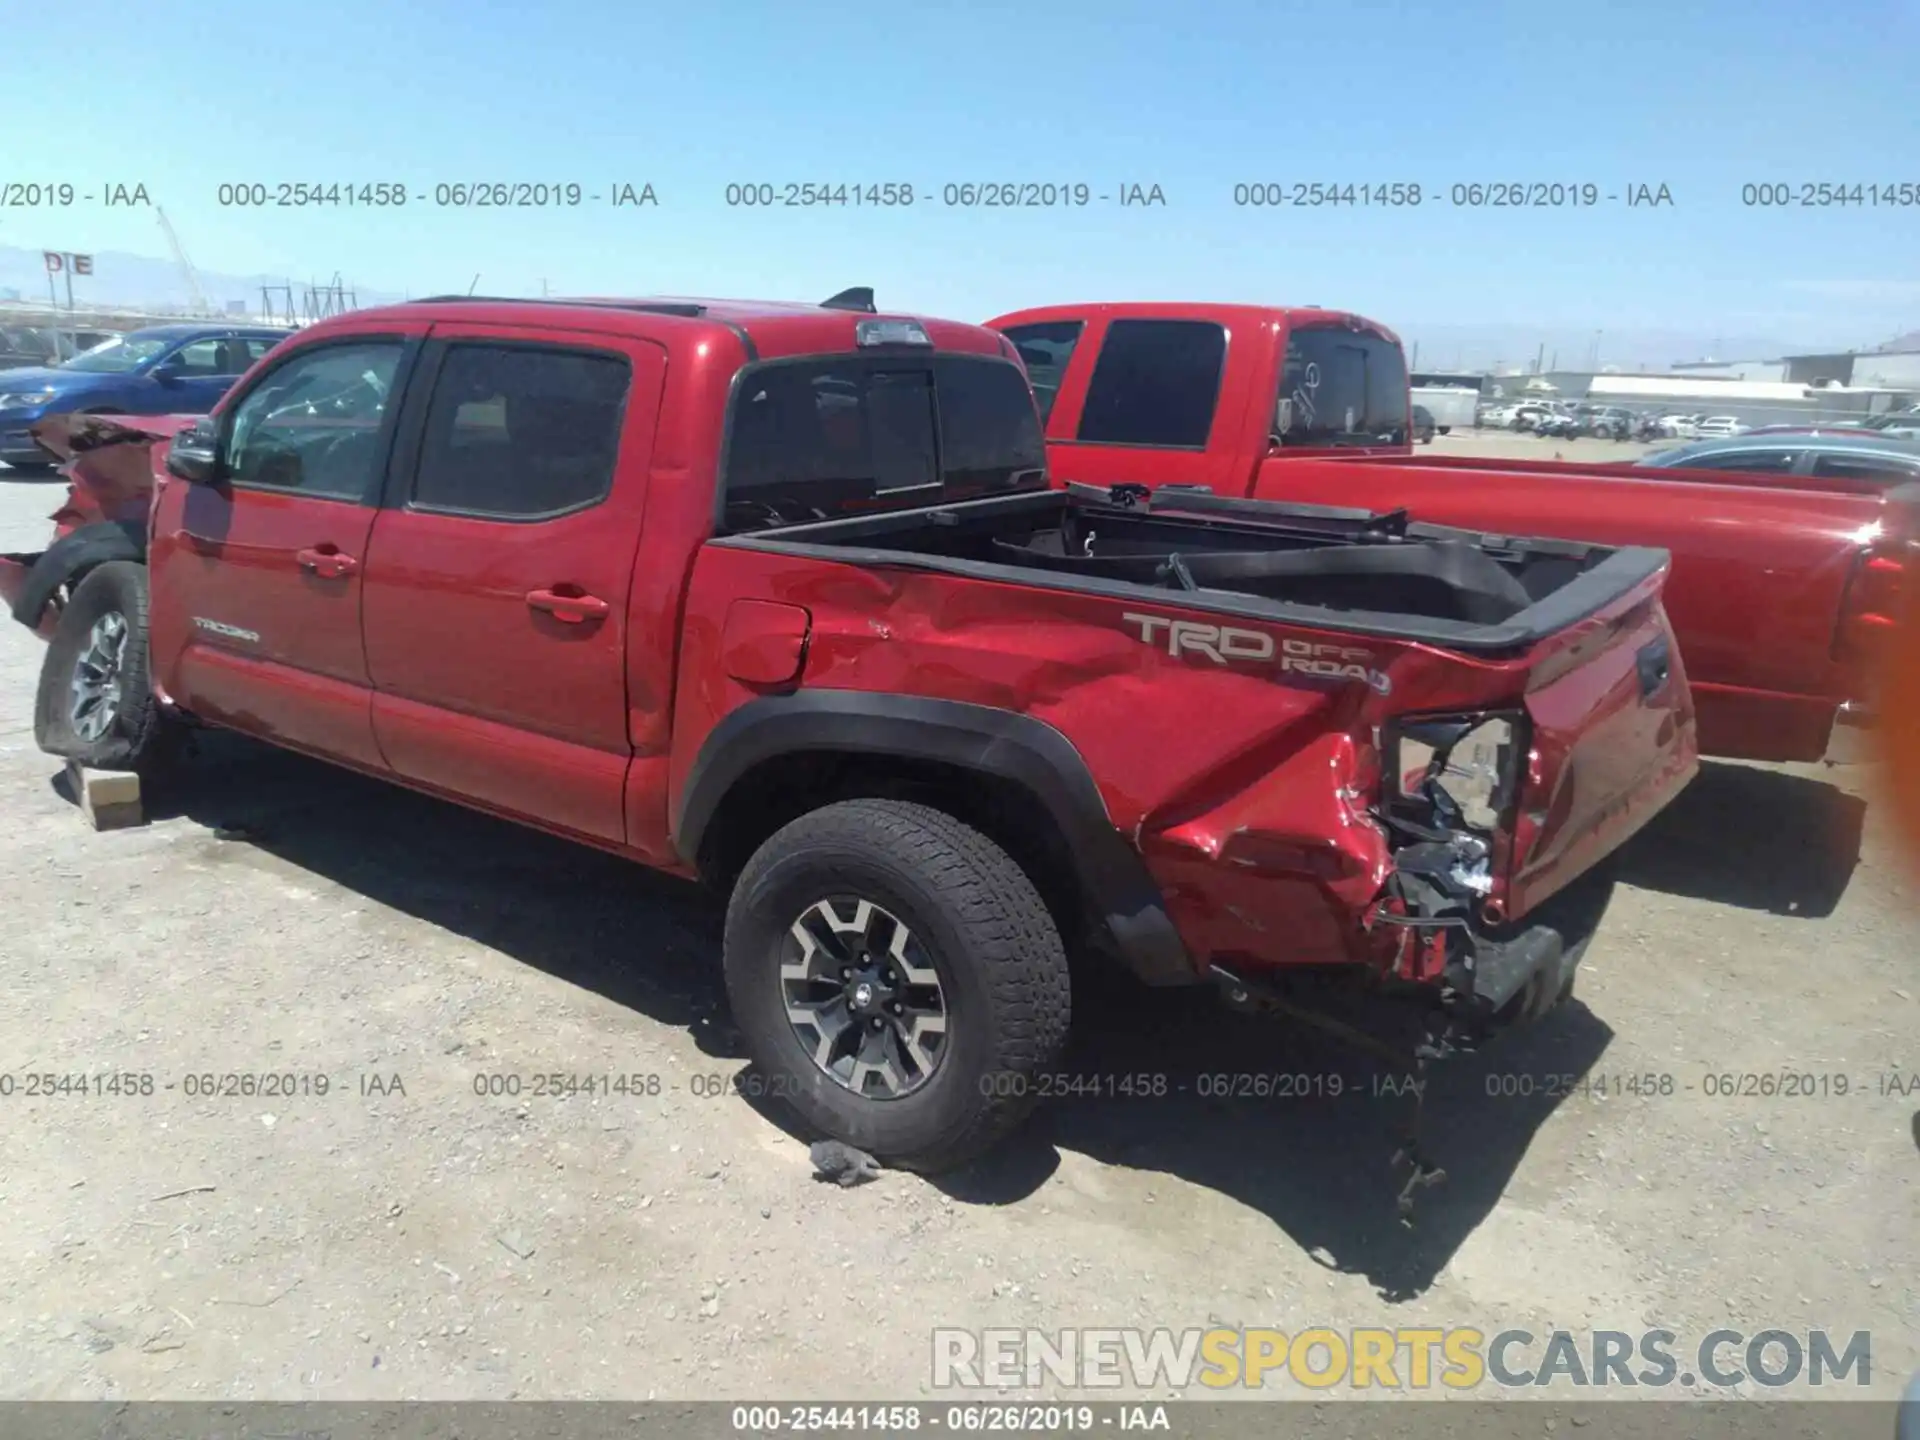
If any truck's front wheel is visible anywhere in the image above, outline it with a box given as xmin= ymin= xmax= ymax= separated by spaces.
xmin=723 ymin=798 xmax=1071 ymax=1173
xmin=34 ymin=561 xmax=167 ymax=772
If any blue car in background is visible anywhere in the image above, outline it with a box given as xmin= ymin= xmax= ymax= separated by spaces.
xmin=0 ymin=323 xmax=293 ymax=467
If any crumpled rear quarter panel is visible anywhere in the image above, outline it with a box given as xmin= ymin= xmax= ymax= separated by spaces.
xmin=677 ymin=545 xmax=1546 ymax=972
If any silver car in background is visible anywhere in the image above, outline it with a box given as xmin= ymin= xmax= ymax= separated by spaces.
xmin=1636 ymin=430 xmax=1920 ymax=483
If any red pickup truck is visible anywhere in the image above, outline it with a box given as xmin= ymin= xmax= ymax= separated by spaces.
xmin=989 ymin=302 xmax=1913 ymax=763
xmin=1 ymin=292 xmax=1697 ymax=1194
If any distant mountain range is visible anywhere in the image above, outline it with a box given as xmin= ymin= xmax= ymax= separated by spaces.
xmin=0 ymin=242 xmax=1892 ymax=370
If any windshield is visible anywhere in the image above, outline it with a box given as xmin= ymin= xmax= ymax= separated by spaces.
xmin=721 ymin=353 xmax=1046 ymax=531
xmin=1275 ymin=325 xmax=1409 ymax=447
xmin=58 ymin=334 xmax=173 ymax=374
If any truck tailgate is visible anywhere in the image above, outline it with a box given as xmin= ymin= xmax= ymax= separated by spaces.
xmin=1507 ymin=569 xmax=1699 ymax=918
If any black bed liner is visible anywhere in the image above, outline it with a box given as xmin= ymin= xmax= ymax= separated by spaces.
xmin=709 ymin=487 xmax=1670 ymax=656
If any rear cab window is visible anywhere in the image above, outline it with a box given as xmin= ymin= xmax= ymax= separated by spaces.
xmin=721 ymin=353 xmax=1044 ymax=531
xmin=1275 ymin=324 xmax=1410 ymax=447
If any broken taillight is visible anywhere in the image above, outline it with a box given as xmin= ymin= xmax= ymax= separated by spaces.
xmin=1835 ymin=544 xmax=1906 ymax=664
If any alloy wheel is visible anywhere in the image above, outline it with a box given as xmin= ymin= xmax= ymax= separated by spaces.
xmin=780 ymin=897 xmax=950 ymax=1099
xmin=68 ymin=610 xmax=129 ymax=742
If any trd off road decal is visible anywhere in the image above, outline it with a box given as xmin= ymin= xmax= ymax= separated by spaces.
xmin=1122 ymin=612 xmax=1392 ymax=695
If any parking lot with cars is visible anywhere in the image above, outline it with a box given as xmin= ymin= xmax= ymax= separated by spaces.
xmin=2 ymin=387 xmax=1915 ymax=1403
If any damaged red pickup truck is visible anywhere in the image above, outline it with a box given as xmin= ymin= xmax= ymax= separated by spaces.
xmin=989 ymin=302 xmax=1913 ymax=763
xmin=1 ymin=291 xmax=1697 ymax=1203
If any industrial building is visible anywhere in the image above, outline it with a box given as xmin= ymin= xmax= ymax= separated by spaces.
xmin=1472 ymin=330 xmax=1920 ymax=428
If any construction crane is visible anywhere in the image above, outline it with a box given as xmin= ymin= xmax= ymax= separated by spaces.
xmin=154 ymin=206 xmax=212 ymax=316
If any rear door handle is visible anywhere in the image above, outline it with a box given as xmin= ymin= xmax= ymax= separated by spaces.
xmin=296 ymin=546 xmax=358 ymax=579
xmin=527 ymin=587 xmax=610 ymax=623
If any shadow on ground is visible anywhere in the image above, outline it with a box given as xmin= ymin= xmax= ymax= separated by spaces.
xmin=103 ymin=730 xmax=1620 ymax=1301
xmin=1616 ymin=759 xmax=1866 ymax=917
xmin=934 ymin=974 xmax=1613 ymax=1302
xmin=135 ymin=730 xmax=739 ymax=1057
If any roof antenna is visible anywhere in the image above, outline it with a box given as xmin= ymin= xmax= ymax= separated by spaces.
xmin=468 ymin=273 xmax=481 ymax=295
xmin=820 ymin=287 xmax=876 ymax=313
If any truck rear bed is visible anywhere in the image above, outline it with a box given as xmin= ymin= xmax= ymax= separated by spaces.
xmin=701 ymin=483 xmax=1697 ymax=942
xmin=716 ymin=488 xmax=1671 ymax=655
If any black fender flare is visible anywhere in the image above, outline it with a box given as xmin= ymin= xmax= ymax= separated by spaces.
xmin=674 ymin=690 xmax=1196 ymax=986
xmin=9 ymin=520 xmax=146 ymax=631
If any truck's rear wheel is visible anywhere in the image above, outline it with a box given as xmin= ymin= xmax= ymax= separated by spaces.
xmin=34 ymin=561 xmax=167 ymax=772
xmin=723 ymin=798 xmax=1071 ymax=1172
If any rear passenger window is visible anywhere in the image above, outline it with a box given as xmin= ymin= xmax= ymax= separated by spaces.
xmin=1076 ymin=319 xmax=1226 ymax=449
xmin=409 ymin=344 xmax=630 ymax=519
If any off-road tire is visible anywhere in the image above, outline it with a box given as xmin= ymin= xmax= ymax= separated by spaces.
xmin=723 ymin=798 xmax=1071 ymax=1172
xmin=34 ymin=561 xmax=167 ymax=772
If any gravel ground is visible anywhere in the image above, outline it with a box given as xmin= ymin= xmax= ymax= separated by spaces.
xmin=0 ymin=454 xmax=1914 ymax=1404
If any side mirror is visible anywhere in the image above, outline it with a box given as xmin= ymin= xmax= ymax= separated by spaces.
xmin=165 ymin=422 xmax=222 ymax=484
xmin=151 ymin=355 xmax=186 ymax=382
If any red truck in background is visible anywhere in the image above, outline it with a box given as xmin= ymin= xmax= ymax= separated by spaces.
xmin=1 ymin=291 xmax=1697 ymax=1210
xmin=989 ymin=302 xmax=1912 ymax=763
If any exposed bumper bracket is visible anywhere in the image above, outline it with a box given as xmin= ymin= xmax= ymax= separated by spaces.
xmin=1209 ymin=961 xmax=1470 ymax=1226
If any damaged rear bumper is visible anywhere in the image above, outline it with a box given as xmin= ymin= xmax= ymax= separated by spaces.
xmin=1458 ymin=922 xmax=1566 ymax=1017
xmin=1213 ymin=913 xmax=1569 ymax=1032
xmin=1373 ymin=829 xmax=1581 ymax=1030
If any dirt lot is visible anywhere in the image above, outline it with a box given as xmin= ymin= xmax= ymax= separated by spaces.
xmin=0 ymin=452 xmax=1914 ymax=1404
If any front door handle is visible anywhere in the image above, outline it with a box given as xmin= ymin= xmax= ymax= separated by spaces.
xmin=296 ymin=546 xmax=358 ymax=579
xmin=527 ymin=587 xmax=610 ymax=623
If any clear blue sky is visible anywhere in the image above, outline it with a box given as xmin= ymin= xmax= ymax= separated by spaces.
xmin=11 ymin=0 xmax=1920 ymax=348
